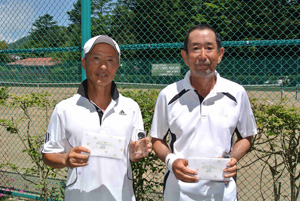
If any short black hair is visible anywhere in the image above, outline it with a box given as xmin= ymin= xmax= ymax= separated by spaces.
xmin=183 ymin=24 xmax=222 ymax=53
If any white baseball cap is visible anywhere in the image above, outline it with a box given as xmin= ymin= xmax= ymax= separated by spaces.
xmin=83 ymin=35 xmax=121 ymax=60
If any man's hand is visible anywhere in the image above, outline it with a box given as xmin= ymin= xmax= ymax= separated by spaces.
xmin=172 ymin=159 xmax=199 ymax=183
xmin=66 ymin=146 xmax=90 ymax=168
xmin=223 ymin=157 xmax=237 ymax=184
xmin=129 ymin=137 xmax=152 ymax=162
xmin=222 ymin=136 xmax=252 ymax=183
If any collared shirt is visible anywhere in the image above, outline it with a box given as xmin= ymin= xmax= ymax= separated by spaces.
xmin=150 ymin=70 xmax=257 ymax=201
xmin=42 ymin=80 xmax=143 ymax=201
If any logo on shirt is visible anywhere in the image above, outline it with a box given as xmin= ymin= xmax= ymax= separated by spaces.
xmin=119 ymin=110 xmax=126 ymax=115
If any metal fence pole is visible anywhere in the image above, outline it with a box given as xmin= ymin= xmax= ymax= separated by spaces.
xmin=81 ymin=0 xmax=91 ymax=81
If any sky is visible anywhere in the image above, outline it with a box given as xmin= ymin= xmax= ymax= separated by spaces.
xmin=0 ymin=0 xmax=76 ymax=43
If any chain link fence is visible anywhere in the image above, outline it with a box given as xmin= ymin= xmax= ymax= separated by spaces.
xmin=0 ymin=0 xmax=299 ymax=200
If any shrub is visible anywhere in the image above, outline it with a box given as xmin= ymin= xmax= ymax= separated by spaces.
xmin=122 ymin=89 xmax=164 ymax=201
xmin=0 ymin=88 xmax=65 ymax=201
xmin=251 ymin=99 xmax=300 ymax=201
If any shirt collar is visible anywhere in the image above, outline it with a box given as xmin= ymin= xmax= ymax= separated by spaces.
xmin=182 ymin=70 xmax=237 ymax=103
xmin=77 ymin=79 xmax=119 ymax=101
xmin=182 ymin=70 xmax=194 ymax=90
xmin=182 ymin=70 xmax=221 ymax=91
xmin=182 ymin=70 xmax=230 ymax=94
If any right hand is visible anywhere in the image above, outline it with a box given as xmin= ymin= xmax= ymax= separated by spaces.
xmin=173 ymin=158 xmax=199 ymax=183
xmin=66 ymin=146 xmax=90 ymax=168
xmin=129 ymin=137 xmax=152 ymax=162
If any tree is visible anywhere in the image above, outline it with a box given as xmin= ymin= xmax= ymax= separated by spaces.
xmin=0 ymin=40 xmax=10 ymax=63
xmin=63 ymin=0 xmax=111 ymax=62
xmin=22 ymin=14 xmax=68 ymax=57
xmin=107 ymin=0 xmax=299 ymax=58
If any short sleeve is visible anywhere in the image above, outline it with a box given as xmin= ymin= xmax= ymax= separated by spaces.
xmin=237 ymin=90 xmax=257 ymax=138
xmin=41 ymin=106 xmax=72 ymax=153
xmin=131 ymin=102 xmax=144 ymax=141
xmin=150 ymin=90 xmax=169 ymax=139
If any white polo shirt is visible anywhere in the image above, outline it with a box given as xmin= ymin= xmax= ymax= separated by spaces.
xmin=150 ymin=70 xmax=257 ymax=201
xmin=41 ymin=80 xmax=143 ymax=201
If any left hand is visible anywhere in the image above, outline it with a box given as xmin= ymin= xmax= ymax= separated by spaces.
xmin=172 ymin=158 xmax=199 ymax=183
xmin=129 ymin=137 xmax=152 ymax=162
xmin=223 ymin=157 xmax=237 ymax=184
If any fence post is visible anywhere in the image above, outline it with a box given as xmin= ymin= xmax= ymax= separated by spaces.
xmin=81 ymin=0 xmax=91 ymax=81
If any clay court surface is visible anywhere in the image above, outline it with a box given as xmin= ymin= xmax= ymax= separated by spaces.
xmin=0 ymin=85 xmax=299 ymax=200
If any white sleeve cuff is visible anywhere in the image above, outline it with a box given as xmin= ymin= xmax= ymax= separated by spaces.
xmin=165 ymin=153 xmax=179 ymax=173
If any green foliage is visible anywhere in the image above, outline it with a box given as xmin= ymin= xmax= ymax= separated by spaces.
xmin=122 ymin=89 xmax=159 ymax=132
xmin=0 ymin=41 xmax=10 ymax=63
xmin=122 ymin=89 xmax=164 ymax=201
xmin=0 ymin=89 xmax=65 ymax=201
xmin=0 ymin=87 xmax=9 ymax=105
xmin=21 ymin=14 xmax=68 ymax=58
xmin=251 ymin=99 xmax=300 ymax=201
xmin=64 ymin=0 xmax=112 ymax=61
xmin=27 ymin=14 xmax=67 ymax=48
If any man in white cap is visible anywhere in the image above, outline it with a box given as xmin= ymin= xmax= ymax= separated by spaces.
xmin=41 ymin=35 xmax=151 ymax=201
